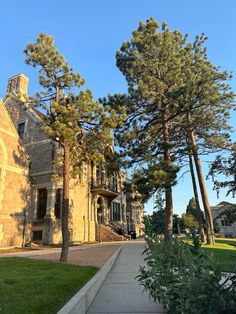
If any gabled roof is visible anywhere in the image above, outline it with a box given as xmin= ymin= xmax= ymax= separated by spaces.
xmin=3 ymin=94 xmax=47 ymax=125
xmin=0 ymin=98 xmax=30 ymax=162
xmin=212 ymin=201 xmax=235 ymax=208
xmin=30 ymin=105 xmax=47 ymax=121
xmin=0 ymin=98 xmax=19 ymax=137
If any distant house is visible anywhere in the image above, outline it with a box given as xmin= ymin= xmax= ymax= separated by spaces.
xmin=211 ymin=201 xmax=236 ymax=238
xmin=0 ymin=99 xmax=29 ymax=246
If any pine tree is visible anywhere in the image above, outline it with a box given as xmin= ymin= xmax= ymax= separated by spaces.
xmin=24 ymin=33 xmax=124 ymax=261
xmin=181 ymin=35 xmax=234 ymax=244
xmin=113 ymin=18 xmax=196 ymax=240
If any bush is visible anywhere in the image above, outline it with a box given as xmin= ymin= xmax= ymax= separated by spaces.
xmin=137 ymin=234 xmax=236 ymax=314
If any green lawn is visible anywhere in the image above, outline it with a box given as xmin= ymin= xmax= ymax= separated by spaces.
xmin=0 ymin=257 xmax=98 ymax=314
xmin=201 ymin=238 xmax=236 ymax=272
xmin=181 ymin=236 xmax=236 ymax=272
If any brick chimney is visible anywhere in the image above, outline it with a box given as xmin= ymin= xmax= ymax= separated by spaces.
xmin=6 ymin=74 xmax=28 ymax=100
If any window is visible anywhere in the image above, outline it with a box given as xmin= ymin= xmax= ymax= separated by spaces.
xmin=225 ymin=233 xmax=233 ymax=238
xmin=221 ymin=218 xmax=229 ymax=226
xmin=54 ymin=189 xmax=62 ymax=219
xmin=17 ymin=122 xmax=25 ymax=139
xmin=112 ymin=202 xmax=121 ymax=221
xmin=37 ymin=188 xmax=47 ymax=219
xmin=33 ymin=230 xmax=42 ymax=241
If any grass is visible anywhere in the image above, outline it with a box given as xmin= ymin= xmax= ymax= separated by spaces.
xmin=201 ymin=238 xmax=236 ymax=272
xmin=0 ymin=257 xmax=98 ymax=314
xmin=182 ymin=236 xmax=236 ymax=272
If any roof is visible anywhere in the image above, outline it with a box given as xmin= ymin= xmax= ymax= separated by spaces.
xmin=211 ymin=201 xmax=235 ymax=209
xmin=211 ymin=201 xmax=236 ymax=218
xmin=30 ymin=106 xmax=47 ymax=121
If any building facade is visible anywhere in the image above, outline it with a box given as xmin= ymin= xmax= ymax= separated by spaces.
xmin=0 ymin=99 xmax=29 ymax=246
xmin=2 ymin=73 xmax=137 ymax=245
xmin=126 ymin=190 xmax=144 ymax=237
xmin=211 ymin=201 xmax=236 ymax=238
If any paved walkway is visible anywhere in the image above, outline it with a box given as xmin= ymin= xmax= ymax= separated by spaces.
xmin=87 ymin=241 xmax=165 ymax=314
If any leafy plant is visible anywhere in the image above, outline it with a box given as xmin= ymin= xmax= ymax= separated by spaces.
xmin=138 ymin=234 xmax=236 ymax=313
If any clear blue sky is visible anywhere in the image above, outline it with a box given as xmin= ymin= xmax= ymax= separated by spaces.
xmin=0 ymin=0 xmax=235 ymax=215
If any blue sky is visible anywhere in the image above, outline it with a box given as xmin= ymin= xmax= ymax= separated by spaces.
xmin=0 ymin=0 xmax=235 ymax=215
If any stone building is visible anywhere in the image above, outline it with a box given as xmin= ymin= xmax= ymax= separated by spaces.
xmin=211 ymin=201 xmax=236 ymax=238
xmin=0 ymin=99 xmax=29 ymax=246
xmin=126 ymin=190 xmax=144 ymax=237
xmin=3 ymin=73 xmax=130 ymax=245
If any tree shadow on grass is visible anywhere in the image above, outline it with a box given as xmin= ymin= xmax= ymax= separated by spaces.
xmin=215 ymin=238 xmax=236 ymax=248
xmin=203 ymin=246 xmax=236 ymax=272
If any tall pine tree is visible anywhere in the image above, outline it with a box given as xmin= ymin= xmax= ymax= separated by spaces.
xmin=24 ymin=33 xmax=125 ymax=261
xmin=106 ymin=19 xmax=203 ymax=240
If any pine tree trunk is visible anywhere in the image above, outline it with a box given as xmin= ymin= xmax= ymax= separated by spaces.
xmin=162 ymin=109 xmax=173 ymax=241
xmin=188 ymin=153 xmax=206 ymax=243
xmin=60 ymin=143 xmax=70 ymax=262
xmin=186 ymin=116 xmax=215 ymax=245
xmin=165 ymin=188 xmax=173 ymax=240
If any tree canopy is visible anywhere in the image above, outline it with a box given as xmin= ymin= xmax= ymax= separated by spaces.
xmin=208 ymin=144 xmax=236 ymax=198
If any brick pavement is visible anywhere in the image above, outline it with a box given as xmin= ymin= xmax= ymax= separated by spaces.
xmin=30 ymin=244 xmax=121 ymax=268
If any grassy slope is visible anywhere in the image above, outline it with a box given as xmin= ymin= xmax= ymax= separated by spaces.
xmin=0 ymin=257 xmax=98 ymax=314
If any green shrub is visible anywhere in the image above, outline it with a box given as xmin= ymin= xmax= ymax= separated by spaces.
xmin=137 ymin=234 xmax=236 ymax=314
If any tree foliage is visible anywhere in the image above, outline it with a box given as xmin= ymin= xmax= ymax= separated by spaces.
xmin=179 ymin=213 xmax=199 ymax=230
xmin=24 ymin=33 xmax=124 ymax=169
xmin=131 ymin=162 xmax=179 ymax=203
xmin=186 ymin=197 xmax=205 ymax=223
xmin=208 ymin=144 xmax=236 ymax=197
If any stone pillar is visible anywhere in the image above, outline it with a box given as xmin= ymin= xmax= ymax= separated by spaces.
xmin=103 ymin=198 xmax=109 ymax=225
xmin=44 ymin=186 xmax=56 ymax=244
xmin=122 ymin=203 xmax=128 ymax=233
xmin=46 ymin=187 xmax=56 ymax=218
xmin=32 ymin=188 xmax=38 ymax=220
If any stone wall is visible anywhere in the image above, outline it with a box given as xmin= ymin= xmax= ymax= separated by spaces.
xmin=0 ymin=100 xmax=29 ymax=246
xmin=5 ymin=98 xmax=53 ymax=179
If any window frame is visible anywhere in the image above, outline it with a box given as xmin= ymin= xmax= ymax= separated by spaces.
xmin=54 ymin=188 xmax=63 ymax=219
xmin=17 ymin=122 xmax=25 ymax=139
xmin=36 ymin=188 xmax=47 ymax=219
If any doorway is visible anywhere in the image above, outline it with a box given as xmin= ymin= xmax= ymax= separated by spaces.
xmin=97 ymin=196 xmax=104 ymax=224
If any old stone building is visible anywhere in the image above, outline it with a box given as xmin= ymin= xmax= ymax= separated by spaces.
xmin=3 ymin=73 xmax=135 ymax=245
xmin=0 ymin=99 xmax=29 ymax=246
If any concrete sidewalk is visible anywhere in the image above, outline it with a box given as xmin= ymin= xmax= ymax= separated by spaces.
xmin=87 ymin=241 xmax=165 ymax=314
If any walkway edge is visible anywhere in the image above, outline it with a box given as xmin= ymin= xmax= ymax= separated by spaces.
xmin=57 ymin=246 xmax=122 ymax=314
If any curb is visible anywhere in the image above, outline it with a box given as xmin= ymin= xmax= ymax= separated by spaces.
xmin=57 ymin=246 xmax=122 ymax=314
